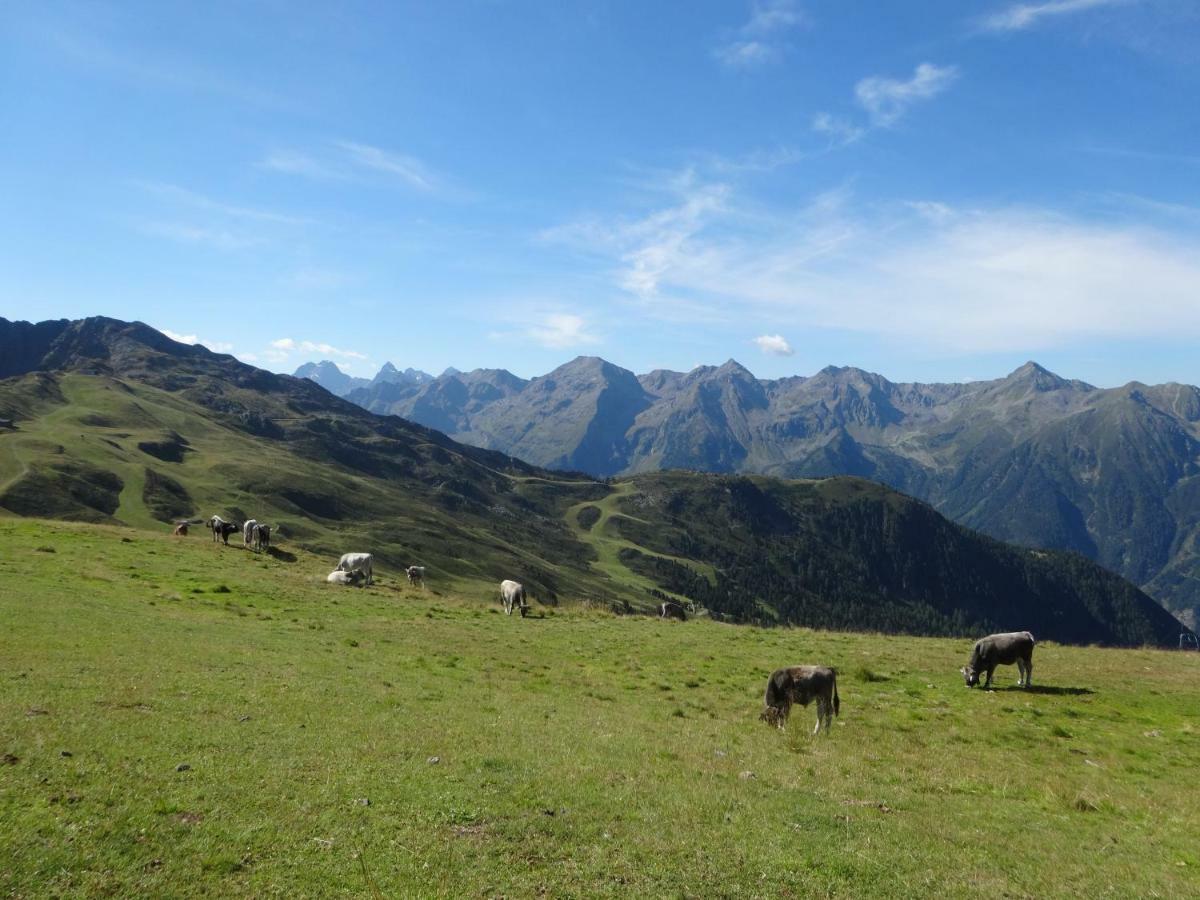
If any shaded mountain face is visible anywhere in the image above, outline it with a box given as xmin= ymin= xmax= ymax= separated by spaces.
xmin=333 ymin=352 xmax=1200 ymax=629
xmin=0 ymin=315 xmax=1185 ymax=646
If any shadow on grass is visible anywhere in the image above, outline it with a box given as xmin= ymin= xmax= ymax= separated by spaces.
xmin=1012 ymin=684 xmax=1095 ymax=696
xmin=265 ymin=547 xmax=298 ymax=563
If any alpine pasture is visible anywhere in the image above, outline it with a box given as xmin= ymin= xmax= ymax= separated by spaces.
xmin=2 ymin=518 xmax=1198 ymax=897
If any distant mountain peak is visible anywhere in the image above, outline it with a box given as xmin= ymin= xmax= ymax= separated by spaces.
xmin=1003 ymin=360 xmax=1070 ymax=392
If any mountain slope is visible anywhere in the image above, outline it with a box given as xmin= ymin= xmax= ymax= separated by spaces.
xmin=335 ymin=353 xmax=1200 ymax=627
xmin=0 ymin=316 xmax=1186 ymax=646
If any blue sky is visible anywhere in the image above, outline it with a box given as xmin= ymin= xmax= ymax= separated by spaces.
xmin=3 ymin=0 xmax=1199 ymax=386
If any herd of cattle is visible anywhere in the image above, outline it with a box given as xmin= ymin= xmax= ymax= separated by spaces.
xmin=176 ymin=515 xmax=1038 ymax=736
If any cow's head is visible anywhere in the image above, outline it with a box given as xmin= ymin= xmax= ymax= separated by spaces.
xmin=759 ymin=706 xmax=785 ymax=729
xmin=961 ymin=665 xmax=979 ymax=687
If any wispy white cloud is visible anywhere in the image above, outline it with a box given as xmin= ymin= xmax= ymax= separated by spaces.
xmin=137 ymin=222 xmax=260 ymax=250
xmin=259 ymin=152 xmax=344 ymax=179
xmin=548 ymin=173 xmax=1200 ymax=353
xmin=335 ymin=141 xmax=437 ymax=192
xmin=754 ymin=334 xmax=794 ymax=356
xmin=269 ymin=337 xmax=368 ymax=361
xmin=260 ymin=141 xmax=445 ymax=194
xmin=812 ymin=112 xmax=865 ymax=146
xmin=854 ymin=63 xmax=959 ymax=127
xmin=135 ymin=181 xmax=308 ymax=225
xmin=37 ymin=25 xmax=290 ymax=109
xmin=131 ymin=181 xmax=307 ymax=251
xmin=811 ymin=62 xmax=958 ymax=147
xmin=526 ymin=313 xmax=599 ymax=349
xmin=981 ymin=0 xmax=1129 ymax=32
xmin=715 ymin=0 xmax=807 ymax=69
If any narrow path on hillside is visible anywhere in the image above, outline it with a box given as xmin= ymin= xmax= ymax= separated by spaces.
xmin=564 ymin=482 xmax=716 ymax=607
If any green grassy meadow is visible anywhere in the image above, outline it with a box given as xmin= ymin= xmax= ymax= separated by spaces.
xmin=2 ymin=517 xmax=1199 ymax=898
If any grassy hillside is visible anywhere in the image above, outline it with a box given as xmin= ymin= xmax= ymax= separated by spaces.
xmin=0 ymin=370 xmax=609 ymax=604
xmin=2 ymin=518 xmax=1199 ymax=897
xmin=0 ymin=317 xmax=1187 ymax=645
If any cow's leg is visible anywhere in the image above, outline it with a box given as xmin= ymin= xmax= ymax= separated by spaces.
xmin=984 ymin=667 xmax=994 ymax=689
xmin=1024 ymin=657 xmax=1032 ymax=688
xmin=813 ymin=698 xmax=824 ymax=735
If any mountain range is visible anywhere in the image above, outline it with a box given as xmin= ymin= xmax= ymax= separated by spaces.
xmin=317 ymin=354 xmax=1200 ymax=629
xmin=0 ymin=315 xmax=1187 ymax=647
xmin=293 ymin=360 xmax=437 ymax=397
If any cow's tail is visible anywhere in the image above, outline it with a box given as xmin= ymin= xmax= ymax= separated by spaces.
xmin=832 ymin=669 xmax=840 ymax=718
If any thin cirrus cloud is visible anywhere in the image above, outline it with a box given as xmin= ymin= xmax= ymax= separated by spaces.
xmin=261 ymin=141 xmax=441 ymax=193
xmin=132 ymin=181 xmax=307 ymax=250
xmin=754 ymin=334 xmax=794 ymax=356
xmin=547 ymin=174 xmax=1200 ymax=354
xmin=980 ymin=0 xmax=1129 ymax=32
xmin=714 ymin=0 xmax=808 ymax=69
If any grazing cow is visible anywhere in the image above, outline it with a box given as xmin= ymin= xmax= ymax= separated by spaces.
xmin=336 ymin=552 xmax=374 ymax=586
xmin=326 ymin=569 xmax=365 ymax=587
xmin=659 ymin=601 xmax=687 ymax=621
xmin=759 ymin=665 xmax=840 ymax=735
xmin=252 ymin=523 xmax=271 ymax=552
xmin=500 ymin=579 xmax=528 ymax=617
xmin=406 ymin=565 xmax=426 ymax=587
xmin=243 ymin=519 xmax=258 ymax=549
xmin=961 ymin=631 xmax=1035 ymax=689
xmin=214 ymin=521 xmax=239 ymax=545
xmin=172 ymin=522 xmax=189 ymax=537
xmin=208 ymin=515 xmax=227 ymax=543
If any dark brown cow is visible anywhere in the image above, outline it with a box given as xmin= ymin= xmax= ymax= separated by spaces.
xmin=759 ymin=665 xmax=840 ymax=735
xmin=172 ymin=522 xmax=189 ymax=536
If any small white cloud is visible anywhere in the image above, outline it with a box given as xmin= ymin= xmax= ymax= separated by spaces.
xmin=161 ymin=328 xmax=199 ymax=345
xmin=744 ymin=0 xmax=807 ymax=34
xmin=525 ymin=314 xmax=599 ymax=349
xmin=907 ymin=201 xmax=956 ymax=224
xmin=715 ymin=0 xmax=807 ymax=69
xmin=753 ymin=334 xmax=794 ymax=356
xmin=715 ymin=40 xmax=776 ymax=68
xmin=812 ymin=112 xmax=865 ymax=145
xmin=855 ymin=63 xmax=959 ymax=127
xmin=160 ymin=328 xmax=232 ymax=354
xmin=269 ymin=337 xmax=367 ymax=361
xmin=981 ymin=0 xmax=1126 ymax=32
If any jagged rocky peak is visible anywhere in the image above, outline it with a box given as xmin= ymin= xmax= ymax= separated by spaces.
xmin=370 ymin=362 xmax=434 ymax=386
xmin=294 ymin=360 xmax=345 ymax=381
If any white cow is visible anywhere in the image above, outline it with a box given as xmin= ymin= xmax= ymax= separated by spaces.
xmin=500 ymin=579 xmax=528 ymax=617
xmin=243 ymin=519 xmax=258 ymax=548
xmin=326 ymin=569 xmax=364 ymax=586
xmin=406 ymin=565 xmax=426 ymax=587
xmin=336 ymin=552 xmax=374 ymax=586
xmin=208 ymin=515 xmax=226 ymax=543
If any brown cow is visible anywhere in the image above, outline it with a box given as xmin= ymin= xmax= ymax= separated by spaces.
xmin=172 ymin=522 xmax=189 ymax=536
